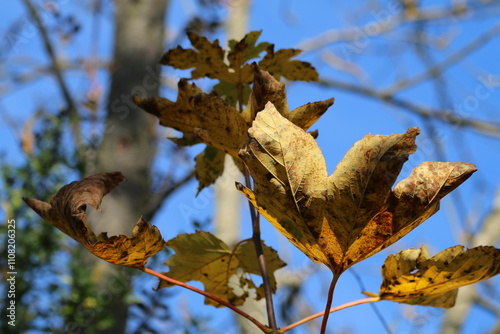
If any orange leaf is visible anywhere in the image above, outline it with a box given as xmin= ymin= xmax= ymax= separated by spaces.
xmin=237 ymin=103 xmax=477 ymax=274
xmin=23 ymin=172 xmax=166 ymax=269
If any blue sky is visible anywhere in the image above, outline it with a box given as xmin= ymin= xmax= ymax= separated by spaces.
xmin=1 ymin=0 xmax=499 ymax=333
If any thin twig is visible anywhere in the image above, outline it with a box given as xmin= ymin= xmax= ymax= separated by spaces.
xmin=317 ymin=79 xmax=500 ymax=137
xmin=349 ymin=268 xmax=392 ymax=334
xmin=238 ymin=79 xmax=279 ymax=333
xmin=144 ymin=170 xmax=195 ymax=220
xmin=281 ymin=297 xmax=380 ymax=333
xmin=22 ymin=0 xmax=81 ymax=145
xmin=143 ymin=267 xmax=272 ymax=333
xmin=386 ymin=23 xmax=500 ymax=95
xmin=243 ymin=166 xmax=279 ymax=333
xmin=298 ymin=2 xmax=499 ymax=53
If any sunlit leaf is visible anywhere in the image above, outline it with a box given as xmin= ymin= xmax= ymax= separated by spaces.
xmin=258 ymin=45 xmax=319 ymax=82
xmin=136 ymin=68 xmax=334 ymax=193
xmin=377 ymin=245 xmax=500 ymax=308
xmin=23 ymin=172 xmax=166 ymax=269
xmin=237 ymin=103 xmax=476 ymax=274
xmin=158 ymin=231 xmax=286 ymax=307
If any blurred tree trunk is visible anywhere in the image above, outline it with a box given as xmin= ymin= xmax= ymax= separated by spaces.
xmin=82 ymin=1 xmax=169 ymax=333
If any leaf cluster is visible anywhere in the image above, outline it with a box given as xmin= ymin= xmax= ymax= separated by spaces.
xmin=22 ymin=31 xmax=500 ymax=333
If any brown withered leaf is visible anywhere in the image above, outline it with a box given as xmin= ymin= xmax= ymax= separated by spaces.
xmin=237 ymin=103 xmax=477 ymax=274
xmin=136 ymin=69 xmax=334 ymax=155
xmin=161 ymin=31 xmax=317 ymax=85
xmin=162 ymin=31 xmax=265 ymax=85
xmin=161 ymin=32 xmax=230 ymax=82
xmin=23 ymin=172 xmax=166 ymax=269
xmin=133 ymin=79 xmax=203 ymax=142
xmin=258 ymin=45 xmax=319 ymax=82
xmin=158 ymin=231 xmax=285 ymax=307
xmin=136 ymin=68 xmax=334 ymax=192
xmin=242 ymin=65 xmax=334 ymax=127
xmin=377 ymin=245 xmax=500 ymax=308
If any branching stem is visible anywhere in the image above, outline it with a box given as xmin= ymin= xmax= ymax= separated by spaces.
xmin=244 ymin=163 xmax=279 ymax=333
xmin=281 ymin=297 xmax=380 ymax=333
xmin=239 ymin=81 xmax=279 ymax=333
xmin=143 ymin=267 xmax=272 ymax=333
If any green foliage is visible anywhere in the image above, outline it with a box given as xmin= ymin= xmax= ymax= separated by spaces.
xmin=0 ymin=112 xmax=99 ymax=333
xmin=0 ymin=113 xmax=74 ymax=333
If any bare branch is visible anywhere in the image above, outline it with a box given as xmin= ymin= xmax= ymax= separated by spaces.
xmin=298 ymin=2 xmax=500 ymax=53
xmin=386 ymin=23 xmax=500 ymax=95
xmin=144 ymin=169 xmax=195 ymax=220
xmin=318 ymin=78 xmax=500 ymax=137
xmin=22 ymin=0 xmax=81 ymax=144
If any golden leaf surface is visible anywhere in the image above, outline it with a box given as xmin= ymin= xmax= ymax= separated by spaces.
xmin=23 ymin=172 xmax=166 ymax=269
xmin=237 ymin=103 xmax=477 ymax=274
xmin=378 ymin=245 xmax=500 ymax=308
xmin=136 ymin=67 xmax=333 ymax=191
xmin=258 ymin=45 xmax=319 ymax=82
xmin=161 ymin=30 xmax=317 ymax=85
xmin=161 ymin=31 xmax=260 ymax=84
xmin=158 ymin=231 xmax=286 ymax=307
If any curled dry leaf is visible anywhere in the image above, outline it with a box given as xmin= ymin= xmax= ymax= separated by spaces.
xmin=377 ymin=245 xmax=500 ymax=308
xmin=237 ymin=102 xmax=477 ymax=274
xmin=23 ymin=172 xmax=166 ymax=269
xmin=158 ymin=231 xmax=285 ymax=307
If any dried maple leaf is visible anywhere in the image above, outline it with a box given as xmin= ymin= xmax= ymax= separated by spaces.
xmin=161 ymin=30 xmax=317 ymax=85
xmin=135 ymin=66 xmax=334 ymax=192
xmin=162 ymin=31 xmax=264 ymax=85
xmin=227 ymin=30 xmax=271 ymax=67
xmin=161 ymin=32 xmax=230 ymax=82
xmin=157 ymin=231 xmax=286 ymax=307
xmin=377 ymin=245 xmax=500 ymax=308
xmin=23 ymin=172 xmax=166 ymax=269
xmin=258 ymin=45 xmax=319 ymax=82
xmin=237 ymin=102 xmax=477 ymax=275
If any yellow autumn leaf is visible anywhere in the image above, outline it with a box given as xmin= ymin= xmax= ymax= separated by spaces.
xmin=158 ymin=231 xmax=286 ymax=307
xmin=136 ymin=67 xmax=334 ymax=191
xmin=161 ymin=31 xmax=262 ymax=85
xmin=23 ymin=172 xmax=166 ymax=269
xmin=161 ymin=31 xmax=231 ymax=82
xmin=377 ymin=245 xmax=500 ymax=308
xmin=237 ymin=102 xmax=477 ymax=275
xmin=227 ymin=31 xmax=271 ymax=66
xmin=161 ymin=31 xmax=318 ymax=85
xmin=258 ymin=45 xmax=319 ymax=82
xmin=133 ymin=79 xmax=204 ymax=144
